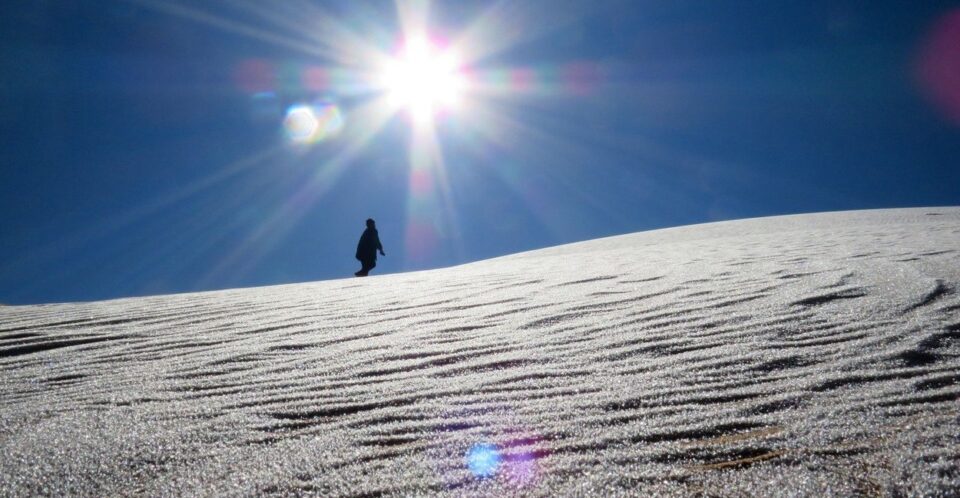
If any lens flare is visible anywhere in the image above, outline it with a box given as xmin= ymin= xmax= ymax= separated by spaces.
xmin=510 ymin=67 xmax=536 ymax=91
xmin=562 ymin=61 xmax=601 ymax=95
xmin=466 ymin=442 xmax=501 ymax=478
xmin=302 ymin=66 xmax=328 ymax=91
xmin=917 ymin=9 xmax=960 ymax=125
xmin=502 ymin=451 xmax=539 ymax=488
xmin=283 ymin=103 xmax=344 ymax=144
xmin=249 ymin=92 xmax=280 ymax=122
xmin=234 ymin=58 xmax=275 ymax=94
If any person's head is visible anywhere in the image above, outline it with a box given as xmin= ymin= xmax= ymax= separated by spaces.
xmin=366 ymin=218 xmax=375 ymax=228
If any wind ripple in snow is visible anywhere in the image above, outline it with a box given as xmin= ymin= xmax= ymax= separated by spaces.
xmin=1 ymin=208 xmax=959 ymax=496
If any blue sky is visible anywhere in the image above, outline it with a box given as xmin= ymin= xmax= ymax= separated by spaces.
xmin=2 ymin=0 xmax=959 ymax=305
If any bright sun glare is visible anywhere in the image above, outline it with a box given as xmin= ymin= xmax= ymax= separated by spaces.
xmin=380 ymin=36 xmax=466 ymax=122
xmin=129 ymin=0 xmax=609 ymax=284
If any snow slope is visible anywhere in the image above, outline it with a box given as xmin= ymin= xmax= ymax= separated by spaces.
xmin=1 ymin=208 xmax=958 ymax=496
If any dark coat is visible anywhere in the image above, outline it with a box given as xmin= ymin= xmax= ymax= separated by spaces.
xmin=355 ymin=228 xmax=383 ymax=262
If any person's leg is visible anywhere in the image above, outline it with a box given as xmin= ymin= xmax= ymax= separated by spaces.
xmin=356 ymin=259 xmax=375 ymax=276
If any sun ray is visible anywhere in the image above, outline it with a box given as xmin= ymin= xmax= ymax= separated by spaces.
xmin=126 ymin=0 xmax=342 ymax=59
xmin=198 ymin=94 xmax=398 ymax=285
xmin=394 ymin=0 xmax=432 ymax=43
xmin=403 ymin=114 xmax=465 ymax=266
xmin=422 ymin=125 xmax=467 ymax=262
xmin=0 ymin=143 xmax=288 ymax=298
xmin=225 ymin=0 xmax=394 ymax=69
xmin=458 ymin=98 xmax=638 ymax=229
xmin=117 ymin=0 xmax=615 ymax=282
xmin=109 ymin=145 xmax=301 ymax=291
xmin=451 ymin=0 xmax=586 ymax=65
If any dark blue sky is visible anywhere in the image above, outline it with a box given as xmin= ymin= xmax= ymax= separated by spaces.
xmin=2 ymin=0 xmax=959 ymax=305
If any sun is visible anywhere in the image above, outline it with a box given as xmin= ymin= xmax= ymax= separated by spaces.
xmin=380 ymin=36 xmax=466 ymax=123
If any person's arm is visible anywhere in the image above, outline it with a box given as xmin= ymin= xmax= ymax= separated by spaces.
xmin=376 ymin=232 xmax=385 ymax=255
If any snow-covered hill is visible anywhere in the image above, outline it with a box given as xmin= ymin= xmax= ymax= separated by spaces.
xmin=1 ymin=208 xmax=958 ymax=496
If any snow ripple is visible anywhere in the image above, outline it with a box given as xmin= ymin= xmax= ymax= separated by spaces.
xmin=1 ymin=208 xmax=959 ymax=496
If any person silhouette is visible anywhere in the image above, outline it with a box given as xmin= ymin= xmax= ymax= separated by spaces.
xmin=355 ymin=218 xmax=385 ymax=277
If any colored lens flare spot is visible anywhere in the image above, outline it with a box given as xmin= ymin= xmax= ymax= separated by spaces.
xmin=510 ymin=68 xmax=536 ymax=91
xmin=303 ymin=66 xmax=328 ymax=91
xmin=466 ymin=443 xmax=501 ymax=478
xmin=917 ymin=9 xmax=960 ymax=124
xmin=234 ymin=59 xmax=275 ymax=94
xmin=563 ymin=61 xmax=601 ymax=95
xmin=502 ymin=453 xmax=538 ymax=488
xmin=283 ymin=103 xmax=344 ymax=144
xmin=409 ymin=169 xmax=434 ymax=196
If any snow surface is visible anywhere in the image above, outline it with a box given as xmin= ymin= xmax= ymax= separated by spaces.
xmin=1 ymin=208 xmax=959 ymax=497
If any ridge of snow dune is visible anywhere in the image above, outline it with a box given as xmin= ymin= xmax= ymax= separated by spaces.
xmin=1 ymin=207 xmax=958 ymax=496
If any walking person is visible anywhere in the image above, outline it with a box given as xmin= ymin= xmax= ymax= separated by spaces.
xmin=355 ymin=218 xmax=385 ymax=277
